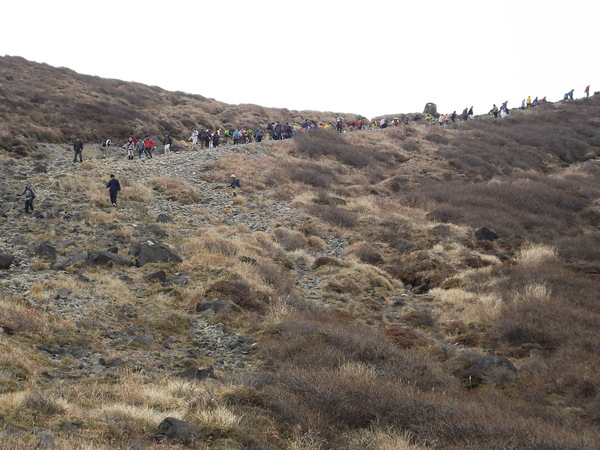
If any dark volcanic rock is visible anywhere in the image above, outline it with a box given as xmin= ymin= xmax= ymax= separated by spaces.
xmin=154 ymin=417 xmax=198 ymax=445
xmin=0 ymin=252 xmax=14 ymax=269
xmin=475 ymin=227 xmax=499 ymax=241
xmin=129 ymin=239 xmax=182 ymax=267
xmin=85 ymin=250 xmax=134 ymax=267
xmin=35 ymin=241 xmax=57 ymax=260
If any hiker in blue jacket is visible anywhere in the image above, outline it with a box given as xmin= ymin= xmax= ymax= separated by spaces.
xmin=229 ymin=174 xmax=241 ymax=197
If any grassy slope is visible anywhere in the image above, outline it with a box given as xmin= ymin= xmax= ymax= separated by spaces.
xmin=0 ymin=56 xmax=599 ymax=449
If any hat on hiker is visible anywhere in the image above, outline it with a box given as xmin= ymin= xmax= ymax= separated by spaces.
xmin=231 ymin=174 xmax=236 ymax=178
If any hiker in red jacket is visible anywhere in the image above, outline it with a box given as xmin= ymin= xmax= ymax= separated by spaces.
xmin=143 ymin=136 xmax=156 ymax=158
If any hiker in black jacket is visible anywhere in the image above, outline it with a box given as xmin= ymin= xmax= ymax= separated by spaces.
xmin=73 ymin=138 xmax=84 ymax=163
xmin=106 ymin=174 xmax=121 ymax=207
xmin=163 ymin=134 xmax=172 ymax=155
xmin=19 ymin=183 xmax=36 ymax=214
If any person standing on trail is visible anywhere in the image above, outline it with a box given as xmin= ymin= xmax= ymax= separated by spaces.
xmin=189 ymin=129 xmax=199 ymax=147
xmin=568 ymin=89 xmax=574 ymax=100
xmin=584 ymin=85 xmax=590 ymax=97
xmin=526 ymin=96 xmax=532 ymax=108
xmin=73 ymin=138 xmax=84 ymax=163
xmin=135 ymin=138 xmax=145 ymax=159
xmin=212 ymin=131 xmax=220 ymax=147
xmin=229 ymin=174 xmax=241 ymax=197
xmin=19 ymin=183 xmax=36 ymax=214
xmin=106 ymin=174 xmax=121 ymax=207
xmin=125 ymin=137 xmax=136 ymax=160
xmin=143 ymin=136 xmax=156 ymax=158
xmin=162 ymin=133 xmax=172 ymax=155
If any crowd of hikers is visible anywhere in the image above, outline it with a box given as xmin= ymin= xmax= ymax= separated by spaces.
xmin=19 ymin=84 xmax=592 ymax=213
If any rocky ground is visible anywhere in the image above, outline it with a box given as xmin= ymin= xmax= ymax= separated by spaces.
xmin=0 ymin=139 xmax=421 ymax=388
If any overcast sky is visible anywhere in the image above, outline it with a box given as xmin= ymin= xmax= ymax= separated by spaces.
xmin=2 ymin=1 xmax=596 ymax=119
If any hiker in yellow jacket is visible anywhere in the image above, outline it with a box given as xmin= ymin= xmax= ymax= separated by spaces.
xmin=526 ymin=96 xmax=532 ymax=108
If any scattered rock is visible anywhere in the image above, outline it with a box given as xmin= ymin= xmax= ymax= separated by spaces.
xmin=156 ymin=213 xmax=173 ymax=223
xmin=129 ymin=239 xmax=182 ymax=267
xmin=178 ymin=366 xmax=214 ymax=381
xmin=154 ymin=417 xmax=198 ymax=445
xmin=145 ymin=270 xmax=168 ymax=283
xmin=0 ymin=252 xmax=14 ymax=269
xmin=35 ymin=241 xmax=57 ymax=260
xmin=85 ymin=250 xmax=134 ymax=267
xmin=475 ymin=227 xmax=499 ymax=241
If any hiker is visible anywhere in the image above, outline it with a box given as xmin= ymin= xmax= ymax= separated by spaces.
xmin=189 ymin=129 xmax=199 ymax=147
xmin=568 ymin=89 xmax=574 ymax=100
xmin=461 ymin=108 xmax=468 ymax=121
xmin=124 ymin=137 xmax=136 ymax=160
xmin=526 ymin=96 xmax=532 ymax=107
xmin=451 ymin=111 xmax=457 ymax=123
xmin=143 ymin=136 xmax=156 ymax=158
xmin=73 ymin=138 xmax=84 ymax=163
xmin=233 ymin=129 xmax=240 ymax=145
xmin=584 ymin=85 xmax=590 ymax=97
xmin=212 ymin=131 xmax=220 ymax=147
xmin=106 ymin=174 xmax=121 ymax=207
xmin=255 ymin=130 xmax=264 ymax=142
xmin=501 ymin=101 xmax=508 ymax=114
xmin=532 ymin=97 xmax=539 ymax=107
xmin=135 ymin=138 xmax=145 ymax=159
xmin=468 ymin=106 xmax=474 ymax=117
xmin=229 ymin=174 xmax=241 ymax=197
xmin=521 ymin=99 xmax=526 ymax=110
xmin=162 ymin=133 xmax=172 ymax=155
xmin=19 ymin=183 xmax=36 ymax=214
xmin=203 ymin=130 xmax=211 ymax=148
xmin=491 ymin=104 xmax=498 ymax=118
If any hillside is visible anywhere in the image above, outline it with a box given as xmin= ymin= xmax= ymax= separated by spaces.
xmin=0 ymin=58 xmax=600 ymax=449
xmin=0 ymin=56 xmax=364 ymax=156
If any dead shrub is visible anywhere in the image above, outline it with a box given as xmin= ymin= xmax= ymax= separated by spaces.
xmin=294 ymin=128 xmax=389 ymax=168
xmin=401 ymin=307 xmax=436 ymax=328
xmin=203 ymin=239 xmax=238 ymax=256
xmin=273 ymin=228 xmax=308 ymax=251
xmin=151 ymin=177 xmax=199 ymax=204
xmin=348 ymin=243 xmax=385 ymax=266
xmin=285 ymin=161 xmax=335 ymax=188
xmin=254 ymin=263 xmax=294 ymax=295
xmin=205 ymin=280 xmax=266 ymax=313
xmin=312 ymin=256 xmax=343 ymax=269
xmin=307 ymin=204 xmax=358 ymax=228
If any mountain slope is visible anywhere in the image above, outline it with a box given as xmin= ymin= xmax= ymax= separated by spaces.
xmin=0 ymin=60 xmax=599 ymax=449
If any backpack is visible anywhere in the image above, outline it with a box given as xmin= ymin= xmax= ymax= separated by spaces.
xmin=28 ymin=187 xmax=36 ymax=199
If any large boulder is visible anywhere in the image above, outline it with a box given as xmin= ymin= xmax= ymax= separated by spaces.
xmin=153 ymin=417 xmax=198 ymax=445
xmin=0 ymin=252 xmax=14 ymax=269
xmin=129 ymin=239 xmax=182 ymax=267
xmin=35 ymin=241 xmax=57 ymax=260
xmin=475 ymin=227 xmax=499 ymax=241
xmin=423 ymin=102 xmax=438 ymax=115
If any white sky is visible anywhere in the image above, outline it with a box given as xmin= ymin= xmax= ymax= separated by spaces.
xmin=2 ymin=1 xmax=597 ymax=119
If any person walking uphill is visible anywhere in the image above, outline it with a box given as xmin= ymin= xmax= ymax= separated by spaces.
xmin=162 ymin=133 xmax=172 ymax=155
xmin=106 ymin=174 xmax=121 ymax=207
xmin=144 ymin=136 xmax=156 ymax=158
xmin=19 ymin=183 xmax=36 ymax=214
xmin=229 ymin=174 xmax=241 ymax=197
xmin=73 ymin=138 xmax=84 ymax=163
